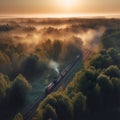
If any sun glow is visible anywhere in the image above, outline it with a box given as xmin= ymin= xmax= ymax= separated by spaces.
xmin=56 ymin=0 xmax=77 ymax=10
xmin=63 ymin=0 xmax=75 ymax=7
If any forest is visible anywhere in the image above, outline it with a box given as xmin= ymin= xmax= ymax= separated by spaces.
xmin=0 ymin=18 xmax=120 ymax=120
xmin=30 ymin=21 xmax=120 ymax=120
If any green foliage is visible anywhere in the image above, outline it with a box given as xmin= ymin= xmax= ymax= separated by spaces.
xmin=101 ymin=29 xmax=120 ymax=50
xmin=111 ymin=78 xmax=120 ymax=107
xmin=0 ymin=73 xmax=10 ymax=97
xmin=97 ymin=74 xmax=113 ymax=106
xmin=36 ymin=49 xmax=120 ymax=120
xmin=65 ymin=85 xmax=76 ymax=99
xmin=90 ymin=53 xmax=112 ymax=69
xmin=53 ymin=93 xmax=73 ymax=120
xmin=107 ymin=48 xmax=118 ymax=57
xmin=74 ymin=67 xmax=99 ymax=95
xmin=97 ymin=74 xmax=112 ymax=88
xmin=72 ymin=92 xmax=86 ymax=120
xmin=0 ymin=73 xmax=31 ymax=119
xmin=1 ymin=19 xmax=120 ymax=120
xmin=0 ymin=73 xmax=10 ymax=105
xmin=32 ymin=20 xmax=120 ymax=120
xmin=104 ymin=65 xmax=120 ymax=78
xmin=52 ymin=40 xmax=62 ymax=61
xmin=41 ymin=95 xmax=57 ymax=109
xmin=8 ymin=74 xmax=32 ymax=107
xmin=40 ymin=39 xmax=55 ymax=59
xmin=0 ymin=51 xmax=11 ymax=74
xmin=43 ymin=104 xmax=57 ymax=120
xmin=21 ymin=54 xmax=47 ymax=79
xmin=13 ymin=113 xmax=24 ymax=120
xmin=107 ymin=48 xmax=120 ymax=68
xmin=35 ymin=93 xmax=73 ymax=120
xmin=12 ymin=74 xmax=32 ymax=92
xmin=90 ymin=48 xmax=120 ymax=70
xmin=62 ymin=36 xmax=83 ymax=61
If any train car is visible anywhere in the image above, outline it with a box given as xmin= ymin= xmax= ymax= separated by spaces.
xmin=44 ymin=75 xmax=62 ymax=95
xmin=45 ymin=82 xmax=55 ymax=95
xmin=45 ymin=54 xmax=81 ymax=95
xmin=56 ymin=75 xmax=62 ymax=82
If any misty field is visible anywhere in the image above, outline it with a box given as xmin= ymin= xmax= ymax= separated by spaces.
xmin=0 ymin=18 xmax=120 ymax=120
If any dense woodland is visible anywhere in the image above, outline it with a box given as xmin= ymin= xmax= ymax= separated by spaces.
xmin=0 ymin=18 xmax=120 ymax=120
xmin=32 ymin=22 xmax=120 ymax=120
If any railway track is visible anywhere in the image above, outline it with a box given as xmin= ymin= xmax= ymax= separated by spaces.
xmin=21 ymin=55 xmax=81 ymax=120
xmin=22 ymin=94 xmax=45 ymax=120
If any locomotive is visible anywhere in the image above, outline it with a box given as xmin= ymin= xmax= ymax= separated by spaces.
xmin=45 ymin=55 xmax=80 ymax=95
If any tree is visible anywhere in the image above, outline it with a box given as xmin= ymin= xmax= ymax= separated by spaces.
xmin=13 ymin=113 xmax=23 ymax=120
xmin=65 ymin=85 xmax=76 ymax=99
xmin=37 ymin=93 xmax=73 ymax=120
xmin=104 ymin=65 xmax=120 ymax=78
xmin=111 ymin=78 xmax=120 ymax=107
xmin=107 ymin=48 xmax=118 ymax=58
xmin=61 ymin=37 xmax=83 ymax=61
xmin=41 ymin=39 xmax=53 ymax=58
xmin=41 ymin=94 xmax=57 ymax=109
xmin=0 ymin=51 xmax=11 ymax=74
xmin=90 ymin=53 xmax=112 ymax=69
xmin=52 ymin=40 xmax=62 ymax=61
xmin=107 ymin=48 xmax=120 ymax=67
xmin=43 ymin=104 xmax=57 ymax=120
xmin=21 ymin=54 xmax=47 ymax=79
xmin=0 ymin=73 xmax=10 ymax=104
xmin=74 ymin=68 xmax=99 ymax=95
xmin=72 ymin=92 xmax=86 ymax=120
xmin=97 ymin=74 xmax=113 ymax=109
xmin=53 ymin=93 xmax=73 ymax=120
xmin=8 ymin=74 xmax=31 ymax=107
xmin=0 ymin=73 xmax=9 ymax=97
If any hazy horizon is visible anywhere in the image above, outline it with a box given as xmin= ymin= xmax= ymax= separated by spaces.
xmin=0 ymin=13 xmax=120 ymax=19
xmin=0 ymin=0 xmax=120 ymax=17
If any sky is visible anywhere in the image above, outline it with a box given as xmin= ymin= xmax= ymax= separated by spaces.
xmin=0 ymin=0 xmax=120 ymax=17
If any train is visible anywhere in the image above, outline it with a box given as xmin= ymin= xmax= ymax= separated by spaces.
xmin=45 ymin=55 xmax=81 ymax=95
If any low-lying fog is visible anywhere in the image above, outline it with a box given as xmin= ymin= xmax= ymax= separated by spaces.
xmin=1 ymin=18 xmax=120 ymax=80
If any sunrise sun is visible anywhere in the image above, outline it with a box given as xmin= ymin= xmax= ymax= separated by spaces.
xmin=63 ymin=0 xmax=75 ymax=7
xmin=56 ymin=0 xmax=76 ymax=10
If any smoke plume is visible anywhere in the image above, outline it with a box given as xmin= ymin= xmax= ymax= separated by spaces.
xmin=49 ymin=60 xmax=59 ymax=74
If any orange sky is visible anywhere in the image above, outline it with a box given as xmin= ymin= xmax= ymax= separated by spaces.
xmin=0 ymin=0 xmax=120 ymax=17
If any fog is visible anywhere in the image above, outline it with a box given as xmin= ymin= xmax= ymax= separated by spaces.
xmin=0 ymin=18 xmax=109 ymax=78
xmin=0 ymin=18 xmax=106 ymax=54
